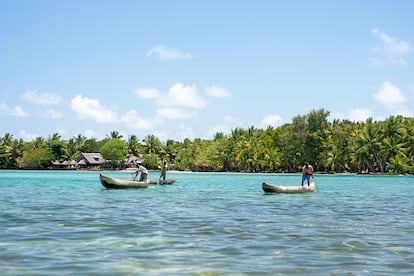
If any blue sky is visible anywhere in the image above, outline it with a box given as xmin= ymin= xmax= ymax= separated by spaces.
xmin=1 ymin=0 xmax=413 ymax=141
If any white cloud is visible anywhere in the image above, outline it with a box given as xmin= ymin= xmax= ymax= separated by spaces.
xmin=42 ymin=109 xmax=63 ymax=119
xmin=371 ymin=29 xmax=412 ymax=66
xmin=156 ymin=108 xmax=193 ymax=120
xmin=53 ymin=127 xmax=68 ymax=137
xmin=84 ymin=129 xmax=97 ymax=139
xmin=19 ymin=130 xmax=38 ymax=141
xmin=70 ymin=95 xmax=118 ymax=123
xmin=121 ymin=110 xmax=154 ymax=130
xmin=207 ymin=115 xmax=243 ymax=137
xmin=374 ymin=81 xmax=406 ymax=107
xmin=259 ymin=114 xmax=283 ymax=128
xmin=389 ymin=108 xmax=412 ymax=117
xmin=178 ymin=123 xmax=196 ymax=140
xmin=372 ymin=81 xmax=413 ymax=117
xmin=348 ymin=108 xmax=373 ymax=122
xmin=22 ymin=90 xmax=61 ymax=105
xmin=205 ymin=86 xmax=231 ymax=98
xmin=157 ymin=82 xmax=208 ymax=108
xmin=208 ymin=124 xmax=231 ymax=137
xmin=134 ymin=88 xmax=160 ymax=99
xmin=0 ymin=102 xmax=29 ymax=117
xmin=147 ymin=45 xmax=192 ymax=60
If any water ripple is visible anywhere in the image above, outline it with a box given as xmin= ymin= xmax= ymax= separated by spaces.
xmin=0 ymin=171 xmax=413 ymax=275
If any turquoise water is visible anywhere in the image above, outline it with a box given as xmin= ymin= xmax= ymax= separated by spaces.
xmin=1 ymin=170 xmax=413 ymax=275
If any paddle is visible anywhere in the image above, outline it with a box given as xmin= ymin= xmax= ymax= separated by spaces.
xmin=131 ymin=171 xmax=138 ymax=181
xmin=312 ymin=175 xmax=318 ymax=191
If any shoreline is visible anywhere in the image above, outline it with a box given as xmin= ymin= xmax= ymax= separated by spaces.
xmin=1 ymin=168 xmax=411 ymax=176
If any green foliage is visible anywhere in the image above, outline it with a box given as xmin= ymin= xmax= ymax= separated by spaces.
xmin=18 ymin=147 xmax=53 ymax=169
xmin=127 ymin=135 xmax=142 ymax=156
xmin=1 ymin=110 xmax=414 ymax=174
xmin=47 ymin=133 xmax=68 ymax=161
xmin=142 ymin=153 xmax=159 ymax=169
xmin=0 ymin=144 xmax=6 ymax=168
xmin=100 ymin=138 xmax=127 ymax=168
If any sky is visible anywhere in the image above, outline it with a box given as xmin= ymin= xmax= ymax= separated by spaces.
xmin=1 ymin=0 xmax=413 ymax=142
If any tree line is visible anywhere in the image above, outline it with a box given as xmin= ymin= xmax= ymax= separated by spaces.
xmin=1 ymin=109 xmax=413 ymax=174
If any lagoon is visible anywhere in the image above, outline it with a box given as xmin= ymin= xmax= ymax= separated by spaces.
xmin=0 ymin=170 xmax=413 ymax=275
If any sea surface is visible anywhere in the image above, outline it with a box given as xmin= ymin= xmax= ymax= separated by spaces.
xmin=0 ymin=170 xmax=413 ymax=275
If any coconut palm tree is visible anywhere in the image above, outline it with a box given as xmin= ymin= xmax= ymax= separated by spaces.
xmin=47 ymin=133 xmax=68 ymax=161
xmin=143 ymin=134 xmax=162 ymax=154
xmin=126 ymin=135 xmax=141 ymax=156
xmin=352 ymin=118 xmax=382 ymax=173
xmin=107 ymin=131 xmax=123 ymax=139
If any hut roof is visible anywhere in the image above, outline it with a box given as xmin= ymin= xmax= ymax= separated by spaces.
xmin=124 ymin=154 xmax=143 ymax=164
xmin=78 ymin=153 xmax=105 ymax=165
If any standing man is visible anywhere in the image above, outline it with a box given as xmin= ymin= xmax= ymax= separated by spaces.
xmin=301 ymin=162 xmax=314 ymax=186
xmin=159 ymin=159 xmax=167 ymax=181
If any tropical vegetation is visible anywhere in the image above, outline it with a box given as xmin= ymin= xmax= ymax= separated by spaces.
xmin=1 ymin=109 xmax=413 ymax=174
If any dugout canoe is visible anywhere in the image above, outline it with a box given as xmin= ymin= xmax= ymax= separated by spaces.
xmin=148 ymin=179 xmax=176 ymax=185
xmin=262 ymin=182 xmax=316 ymax=194
xmin=99 ymin=174 xmax=149 ymax=189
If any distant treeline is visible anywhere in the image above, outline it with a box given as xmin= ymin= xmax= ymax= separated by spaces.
xmin=1 ymin=109 xmax=413 ymax=174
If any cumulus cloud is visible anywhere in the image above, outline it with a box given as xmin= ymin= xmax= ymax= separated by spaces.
xmin=157 ymin=82 xmax=208 ymax=108
xmin=207 ymin=115 xmax=243 ymax=137
xmin=178 ymin=123 xmax=196 ymax=140
xmin=42 ymin=109 xmax=63 ymax=119
xmin=349 ymin=108 xmax=373 ymax=122
xmin=70 ymin=95 xmax=118 ymax=123
xmin=156 ymin=107 xmax=194 ymax=120
xmin=22 ymin=90 xmax=61 ymax=105
xmin=84 ymin=129 xmax=98 ymax=138
xmin=370 ymin=29 xmax=412 ymax=66
xmin=374 ymin=81 xmax=406 ymax=107
xmin=134 ymin=88 xmax=160 ymax=99
xmin=19 ymin=130 xmax=37 ymax=141
xmin=205 ymin=86 xmax=231 ymax=98
xmin=147 ymin=45 xmax=192 ymax=60
xmin=373 ymin=81 xmax=412 ymax=117
xmin=121 ymin=110 xmax=153 ymax=130
xmin=259 ymin=114 xmax=283 ymax=128
xmin=0 ymin=102 xmax=29 ymax=117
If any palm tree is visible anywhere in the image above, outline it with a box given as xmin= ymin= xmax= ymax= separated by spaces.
xmin=47 ymin=133 xmax=68 ymax=161
xmin=174 ymin=138 xmax=195 ymax=170
xmin=234 ymin=127 xmax=259 ymax=172
xmin=107 ymin=131 xmax=123 ymax=139
xmin=32 ymin=137 xmax=46 ymax=149
xmin=1 ymin=133 xmax=19 ymax=168
xmin=66 ymin=134 xmax=87 ymax=160
xmin=1 ymin=133 xmax=14 ymax=146
xmin=126 ymin=135 xmax=141 ymax=156
xmin=388 ymin=154 xmax=412 ymax=174
xmin=277 ymin=123 xmax=297 ymax=172
xmin=9 ymin=138 xmax=24 ymax=168
xmin=352 ymin=118 xmax=382 ymax=173
xmin=401 ymin=118 xmax=414 ymax=167
xmin=142 ymin=134 xmax=162 ymax=155
xmin=380 ymin=136 xmax=407 ymax=172
xmin=164 ymin=139 xmax=180 ymax=167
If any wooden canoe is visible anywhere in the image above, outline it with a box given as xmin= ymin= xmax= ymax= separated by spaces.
xmin=262 ymin=182 xmax=316 ymax=194
xmin=100 ymin=174 xmax=149 ymax=189
xmin=147 ymin=179 xmax=176 ymax=185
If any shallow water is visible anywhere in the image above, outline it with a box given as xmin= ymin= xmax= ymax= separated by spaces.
xmin=1 ymin=170 xmax=413 ymax=275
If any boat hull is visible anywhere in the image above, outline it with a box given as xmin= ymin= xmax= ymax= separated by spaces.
xmin=262 ymin=182 xmax=316 ymax=194
xmin=148 ymin=179 xmax=176 ymax=185
xmin=100 ymin=174 xmax=149 ymax=189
